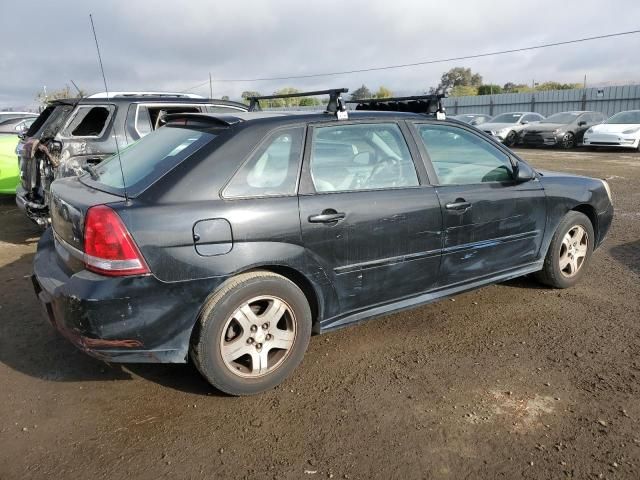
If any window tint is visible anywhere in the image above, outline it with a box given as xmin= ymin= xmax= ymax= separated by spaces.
xmin=416 ymin=124 xmax=513 ymax=185
xmin=224 ymin=127 xmax=304 ymax=198
xmin=94 ymin=126 xmax=215 ymax=192
xmin=310 ymin=123 xmax=418 ymax=192
xmin=66 ymin=106 xmax=113 ymax=137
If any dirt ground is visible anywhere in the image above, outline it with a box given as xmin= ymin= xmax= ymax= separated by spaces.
xmin=1 ymin=147 xmax=639 ymax=480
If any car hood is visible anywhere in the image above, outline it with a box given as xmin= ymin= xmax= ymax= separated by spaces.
xmin=536 ymin=169 xmax=582 ymax=178
xmin=589 ymin=123 xmax=640 ymax=134
xmin=480 ymin=122 xmax=521 ymax=131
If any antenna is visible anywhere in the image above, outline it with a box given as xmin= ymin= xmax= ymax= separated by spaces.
xmin=89 ymin=13 xmax=128 ymax=202
xmin=70 ymin=79 xmax=84 ymax=97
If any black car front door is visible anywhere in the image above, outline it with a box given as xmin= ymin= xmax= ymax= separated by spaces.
xmin=411 ymin=122 xmax=547 ymax=287
xmin=298 ymin=121 xmax=443 ymax=322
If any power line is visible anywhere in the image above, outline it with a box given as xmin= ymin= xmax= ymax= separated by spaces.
xmin=181 ymin=28 xmax=640 ymax=92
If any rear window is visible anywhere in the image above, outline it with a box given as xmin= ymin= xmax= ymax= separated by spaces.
xmin=28 ymin=104 xmax=74 ymax=138
xmin=92 ymin=126 xmax=215 ymax=193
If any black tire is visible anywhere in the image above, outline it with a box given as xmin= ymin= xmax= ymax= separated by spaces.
xmin=504 ymin=130 xmax=518 ymax=147
xmin=190 ymin=271 xmax=312 ymax=395
xmin=535 ymin=211 xmax=594 ymax=289
xmin=560 ymin=132 xmax=576 ymax=149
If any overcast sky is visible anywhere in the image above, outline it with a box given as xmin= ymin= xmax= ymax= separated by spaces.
xmin=1 ymin=0 xmax=640 ymax=109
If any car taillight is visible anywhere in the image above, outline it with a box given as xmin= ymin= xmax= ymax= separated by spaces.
xmin=83 ymin=205 xmax=150 ymax=276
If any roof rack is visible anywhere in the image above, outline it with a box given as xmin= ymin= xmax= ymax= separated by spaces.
xmin=347 ymin=94 xmax=446 ymax=118
xmin=87 ymin=91 xmax=205 ymax=99
xmin=248 ymin=88 xmax=349 ymax=118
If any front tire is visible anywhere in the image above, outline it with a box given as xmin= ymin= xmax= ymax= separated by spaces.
xmin=535 ymin=211 xmax=594 ymax=288
xmin=560 ymin=132 xmax=576 ymax=149
xmin=504 ymin=130 xmax=518 ymax=147
xmin=191 ymin=271 xmax=312 ymax=395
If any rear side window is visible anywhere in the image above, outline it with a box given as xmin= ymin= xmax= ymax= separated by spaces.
xmin=223 ymin=127 xmax=304 ymax=198
xmin=417 ymin=124 xmax=513 ymax=185
xmin=309 ymin=123 xmax=419 ymax=192
xmin=64 ymin=105 xmax=114 ymax=137
xmin=94 ymin=126 xmax=215 ymax=193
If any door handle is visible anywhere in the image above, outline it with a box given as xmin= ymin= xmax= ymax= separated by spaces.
xmin=308 ymin=210 xmax=345 ymax=224
xmin=445 ymin=201 xmax=472 ymax=211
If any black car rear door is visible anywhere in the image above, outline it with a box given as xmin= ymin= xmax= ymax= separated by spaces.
xmin=298 ymin=120 xmax=443 ymax=319
xmin=410 ymin=121 xmax=546 ymax=287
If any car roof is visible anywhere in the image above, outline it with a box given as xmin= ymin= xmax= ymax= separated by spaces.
xmin=164 ymin=110 xmax=470 ymax=130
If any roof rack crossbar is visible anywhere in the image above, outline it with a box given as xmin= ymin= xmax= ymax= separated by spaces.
xmin=346 ymin=94 xmax=446 ymax=116
xmin=248 ymin=88 xmax=349 ymax=116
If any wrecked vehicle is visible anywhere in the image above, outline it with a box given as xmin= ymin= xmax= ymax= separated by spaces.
xmin=16 ymin=92 xmax=248 ymax=225
xmin=32 ymin=90 xmax=613 ymax=396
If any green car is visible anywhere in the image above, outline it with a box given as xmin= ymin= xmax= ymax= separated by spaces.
xmin=0 ymin=135 xmax=20 ymax=194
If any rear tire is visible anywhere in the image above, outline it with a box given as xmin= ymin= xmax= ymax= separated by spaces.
xmin=535 ymin=211 xmax=594 ymax=289
xmin=191 ymin=271 xmax=312 ymax=395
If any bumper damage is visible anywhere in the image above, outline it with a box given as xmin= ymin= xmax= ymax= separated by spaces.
xmin=32 ymin=229 xmax=224 ymax=363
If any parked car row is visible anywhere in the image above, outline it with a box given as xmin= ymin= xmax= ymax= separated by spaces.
xmin=453 ymin=109 xmax=640 ymax=150
xmin=21 ymin=89 xmax=614 ymax=395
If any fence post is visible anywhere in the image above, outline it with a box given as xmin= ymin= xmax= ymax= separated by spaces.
xmin=531 ymin=94 xmax=535 ymax=112
xmin=581 ymin=91 xmax=587 ymax=111
xmin=454 ymin=100 xmax=458 ymax=115
xmin=489 ymin=97 xmax=494 ymax=116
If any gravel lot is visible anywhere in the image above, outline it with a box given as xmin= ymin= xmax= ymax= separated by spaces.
xmin=1 ymin=148 xmax=639 ymax=479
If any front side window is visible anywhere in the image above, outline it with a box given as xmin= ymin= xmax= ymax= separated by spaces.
xmin=64 ymin=105 xmax=114 ymax=137
xmin=416 ymin=124 xmax=513 ymax=185
xmin=224 ymin=127 xmax=304 ymax=198
xmin=309 ymin=123 xmax=419 ymax=193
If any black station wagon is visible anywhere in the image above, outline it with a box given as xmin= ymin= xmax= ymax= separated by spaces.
xmin=32 ymin=90 xmax=614 ymax=395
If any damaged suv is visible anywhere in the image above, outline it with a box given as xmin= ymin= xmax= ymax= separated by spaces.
xmin=16 ymin=93 xmax=248 ymax=225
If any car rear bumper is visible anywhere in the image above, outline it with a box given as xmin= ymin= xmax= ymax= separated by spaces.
xmin=32 ymin=228 xmax=225 ymax=363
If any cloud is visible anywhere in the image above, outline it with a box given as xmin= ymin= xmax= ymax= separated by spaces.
xmin=1 ymin=0 xmax=639 ymax=108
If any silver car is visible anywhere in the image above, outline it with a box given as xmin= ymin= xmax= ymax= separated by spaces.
xmin=480 ymin=112 xmax=544 ymax=146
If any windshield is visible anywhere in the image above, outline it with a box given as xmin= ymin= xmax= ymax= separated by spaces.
xmin=605 ymin=111 xmax=640 ymax=124
xmin=490 ymin=113 xmax=522 ymax=124
xmin=93 ymin=126 xmax=216 ymax=193
xmin=541 ymin=112 xmax=580 ymax=124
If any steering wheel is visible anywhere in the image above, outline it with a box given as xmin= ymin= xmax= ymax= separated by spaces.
xmin=367 ymin=156 xmax=401 ymax=187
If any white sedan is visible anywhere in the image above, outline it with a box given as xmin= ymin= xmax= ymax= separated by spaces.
xmin=582 ymin=110 xmax=640 ymax=149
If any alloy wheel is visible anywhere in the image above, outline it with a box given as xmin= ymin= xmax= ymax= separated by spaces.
xmin=219 ymin=295 xmax=296 ymax=378
xmin=561 ymin=132 xmax=575 ymax=149
xmin=559 ymin=225 xmax=588 ymax=277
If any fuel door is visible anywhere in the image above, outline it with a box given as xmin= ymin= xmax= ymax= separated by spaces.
xmin=193 ymin=218 xmax=233 ymax=256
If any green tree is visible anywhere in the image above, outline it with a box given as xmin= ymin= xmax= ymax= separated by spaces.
xmin=477 ymin=84 xmax=503 ymax=95
xmin=374 ymin=86 xmax=393 ymax=99
xmin=450 ymin=85 xmax=478 ymax=97
xmin=221 ymin=95 xmax=230 ymax=100
xmin=432 ymin=67 xmax=483 ymax=94
xmin=299 ymin=97 xmax=321 ymax=106
xmin=241 ymin=90 xmax=261 ymax=105
xmin=350 ymin=84 xmax=372 ymax=100
xmin=536 ymin=81 xmax=581 ymax=91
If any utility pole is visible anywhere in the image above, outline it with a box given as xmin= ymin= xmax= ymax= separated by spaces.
xmin=584 ymin=74 xmax=587 ymax=89
xmin=209 ymin=72 xmax=213 ymax=99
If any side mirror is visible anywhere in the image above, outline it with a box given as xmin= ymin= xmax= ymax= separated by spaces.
xmin=520 ymin=120 xmax=529 ymax=125
xmin=515 ymin=161 xmax=535 ymax=182
xmin=578 ymin=121 xmax=587 ymax=126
